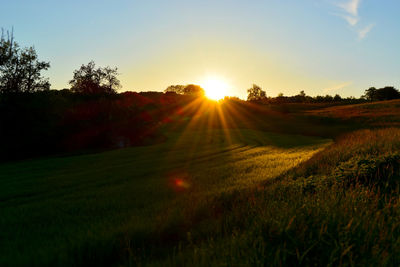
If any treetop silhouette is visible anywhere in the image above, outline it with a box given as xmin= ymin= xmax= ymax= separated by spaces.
xmin=69 ymin=61 xmax=120 ymax=94
xmin=0 ymin=29 xmax=50 ymax=92
xmin=164 ymin=84 xmax=205 ymax=96
xmin=247 ymin=84 xmax=266 ymax=101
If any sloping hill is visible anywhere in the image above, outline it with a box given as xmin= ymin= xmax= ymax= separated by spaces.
xmin=307 ymin=99 xmax=400 ymax=126
xmin=0 ymin=129 xmax=329 ymax=266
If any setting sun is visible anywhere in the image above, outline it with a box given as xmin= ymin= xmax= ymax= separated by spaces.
xmin=3 ymin=1 xmax=400 ymax=265
xmin=201 ymin=77 xmax=230 ymax=100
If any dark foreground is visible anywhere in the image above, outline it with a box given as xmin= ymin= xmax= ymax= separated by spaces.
xmin=1 ymin=99 xmax=400 ymax=266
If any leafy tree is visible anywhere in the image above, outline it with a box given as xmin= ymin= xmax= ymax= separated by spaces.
xmin=247 ymin=84 xmax=266 ymax=101
xmin=294 ymin=90 xmax=309 ymax=103
xmin=363 ymin=86 xmax=400 ymax=101
xmin=324 ymin=95 xmax=333 ymax=102
xmin=363 ymin=87 xmax=377 ymax=101
xmin=164 ymin=84 xmax=204 ymax=96
xmin=102 ymin=66 xmax=121 ymax=93
xmin=375 ymin=86 xmax=400 ymax=100
xmin=0 ymin=29 xmax=14 ymax=66
xmin=183 ymin=84 xmax=204 ymax=96
xmin=223 ymin=96 xmax=241 ymax=101
xmin=164 ymin=85 xmax=186 ymax=94
xmin=69 ymin=61 xmax=120 ymax=94
xmin=0 ymin=29 xmax=50 ymax=92
xmin=315 ymin=95 xmax=324 ymax=102
xmin=333 ymin=94 xmax=342 ymax=101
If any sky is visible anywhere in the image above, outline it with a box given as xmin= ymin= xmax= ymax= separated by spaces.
xmin=1 ymin=0 xmax=399 ymax=99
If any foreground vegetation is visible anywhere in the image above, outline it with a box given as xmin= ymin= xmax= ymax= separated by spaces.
xmin=0 ymin=129 xmax=329 ymax=266
xmin=159 ymin=128 xmax=400 ymax=266
xmin=1 ymin=100 xmax=400 ymax=266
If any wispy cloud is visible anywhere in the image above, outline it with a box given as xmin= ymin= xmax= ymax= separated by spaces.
xmin=323 ymin=82 xmax=352 ymax=94
xmin=342 ymin=15 xmax=359 ymax=26
xmin=333 ymin=0 xmax=374 ymax=40
xmin=335 ymin=0 xmax=361 ymax=26
xmin=337 ymin=0 xmax=361 ymax=17
xmin=358 ymin=24 xmax=374 ymax=40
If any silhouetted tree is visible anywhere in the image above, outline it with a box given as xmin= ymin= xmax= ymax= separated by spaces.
xmin=223 ymin=96 xmax=241 ymax=101
xmin=324 ymin=95 xmax=333 ymax=102
xmin=102 ymin=66 xmax=121 ymax=93
xmin=183 ymin=84 xmax=204 ymax=96
xmin=0 ymin=29 xmax=50 ymax=92
xmin=164 ymin=85 xmax=186 ymax=94
xmin=294 ymin=90 xmax=309 ymax=103
xmin=69 ymin=61 xmax=120 ymax=94
xmin=363 ymin=87 xmax=377 ymax=101
xmin=363 ymin=86 xmax=400 ymax=101
xmin=333 ymin=94 xmax=342 ymax=102
xmin=247 ymin=84 xmax=266 ymax=101
xmin=315 ymin=95 xmax=324 ymax=102
xmin=164 ymin=84 xmax=204 ymax=96
xmin=376 ymin=86 xmax=400 ymax=100
xmin=0 ymin=29 xmax=14 ymax=66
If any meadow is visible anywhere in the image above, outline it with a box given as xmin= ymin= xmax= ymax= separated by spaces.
xmin=1 ymin=99 xmax=400 ymax=266
xmin=1 ymin=1 xmax=400 ymax=265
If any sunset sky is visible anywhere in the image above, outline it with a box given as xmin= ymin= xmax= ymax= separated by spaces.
xmin=2 ymin=0 xmax=399 ymax=99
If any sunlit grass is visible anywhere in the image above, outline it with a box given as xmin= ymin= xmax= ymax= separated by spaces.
xmin=2 ymin=99 xmax=400 ymax=266
xmin=0 ymin=128 xmax=329 ymax=266
xmin=150 ymin=128 xmax=400 ymax=266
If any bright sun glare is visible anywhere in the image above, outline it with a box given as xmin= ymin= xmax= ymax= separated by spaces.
xmin=201 ymin=77 xmax=229 ymax=100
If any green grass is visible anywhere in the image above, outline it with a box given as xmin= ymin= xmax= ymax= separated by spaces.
xmin=2 ymin=99 xmax=400 ymax=266
xmin=0 ymin=129 xmax=329 ymax=266
xmin=149 ymin=128 xmax=400 ymax=267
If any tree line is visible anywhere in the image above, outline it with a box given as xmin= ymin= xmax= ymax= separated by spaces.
xmin=1 ymin=30 xmax=400 ymax=161
xmin=2 ymin=29 xmax=399 ymax=102
xmin=0 ymin=29 xmax=50 ymax=92
xmin=246 ymin=84 xmax=400 ymax=103
xmin=0 ymin=29 xmax=121 ymax=94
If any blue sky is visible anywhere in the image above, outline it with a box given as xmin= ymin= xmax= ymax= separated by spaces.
xmin=1 ymin=0 xmax=399 ymax=98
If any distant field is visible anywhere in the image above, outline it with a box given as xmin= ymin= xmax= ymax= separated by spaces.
xmin=307 ymin=99 xmax=400 ymax=127
xmin=0 ymin=129 xmax=330 ymax=266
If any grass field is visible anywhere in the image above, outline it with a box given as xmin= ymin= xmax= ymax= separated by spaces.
xmin=0 ymin=128 xmax=330 ymax=266
xmin=1 ymin=100 xmax=400 ymax=266
xmin=306 ymin=99 xmax=400 ymax=127
xmin=152 ymin=128 xmax=400 ymax=267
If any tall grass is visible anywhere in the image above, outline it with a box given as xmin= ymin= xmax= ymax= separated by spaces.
xmin=1 ymin=102 xmax=399 ymax=266
xmin=285 ymin=128 xmax=400 ymax=189
xmin=0 ymin=129 xmax=328 ymax=266
xmin=143 ymin=128 xmax=400 ymax=266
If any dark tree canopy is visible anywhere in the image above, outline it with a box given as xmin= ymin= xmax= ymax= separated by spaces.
xmin=0 ymin=29 xmax=50 ymax=92
xmin=363 ymin=87 xmax=378 ymax=101
xmin=292 ymin=90 xmax=311 ymax=103
xmin=247 ymin=84 xmax=266 ymax=101
xmin=164 ymin=84 xmax=204 ymax=96
xmin=69 ymin=61 xmax=121 ymax=94
xmin=363 ymin=86 xmax=400 ymax=101
xmin=164 ymin=85 xmax=186 ymax=94
xmin=184 ymin=84 xmax=205 ymax=96
xmin=333 ymin=94 xmax=342 ymax=101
